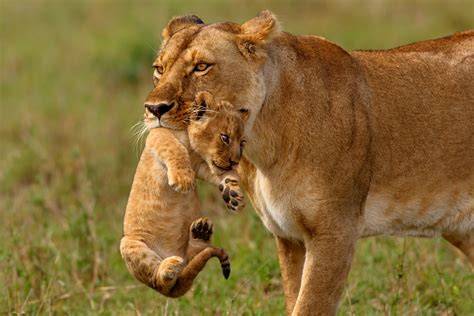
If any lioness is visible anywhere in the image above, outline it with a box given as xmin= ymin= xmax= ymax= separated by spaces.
xmin=120 ymin=92 xmax=248 ymax=297
xmin=143 ymin=11 xmax=473 ymax=314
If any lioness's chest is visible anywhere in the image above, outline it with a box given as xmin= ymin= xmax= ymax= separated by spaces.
xmin=253 ymin=170 xmax=306 ymax=241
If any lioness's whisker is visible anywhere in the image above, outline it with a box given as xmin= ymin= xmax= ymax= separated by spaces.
xmin=130 ymin=120 xmax=144 ymax=133
xmin=130 ymin=120 xmax=149 ymax=156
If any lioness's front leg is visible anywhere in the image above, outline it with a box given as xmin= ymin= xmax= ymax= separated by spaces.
xmin=275 ymin=236 xmax=305 ymax=315
xmin=293 ymin=225 xmax=357 ymax=316
xmin=444 ymin=229 xmax=474 ymax=266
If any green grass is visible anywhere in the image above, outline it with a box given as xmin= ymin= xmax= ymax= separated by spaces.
xmin=1 ymin=0 xmax=473 ymax=314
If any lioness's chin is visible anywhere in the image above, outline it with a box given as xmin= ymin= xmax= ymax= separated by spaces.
xmin=144 ymin=118 xmax=178 ymax=130
xmin=144 ymin=119 xmax=161 ymax=130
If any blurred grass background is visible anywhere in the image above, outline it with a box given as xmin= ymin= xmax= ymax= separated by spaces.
xmin=1 ymin=0 xmax=473 ymax=314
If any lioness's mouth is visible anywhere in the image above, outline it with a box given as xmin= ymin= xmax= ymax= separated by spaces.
xmin=144 ymin=117 xmax=161 ymax=130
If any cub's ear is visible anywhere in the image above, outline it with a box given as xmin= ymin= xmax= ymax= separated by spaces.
xmin=193 ymin=91 xmax=215 ymax=121
xmin=238 ymin=108 xmax=250 ymax=122
xmin=162 ymin=15 xmax=204 ymax=41
xmin=237 ymin=10 xmax=280 ymax=60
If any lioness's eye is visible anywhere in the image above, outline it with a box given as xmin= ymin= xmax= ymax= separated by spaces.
xmin=155 ymin=65 xmax=164 ymax=75
xmin=194 ymin=63 xmax=209 ymax=72
xmin=240 ymin=140 xmax=246 ymax=147
xmin=220 ymin=133 xmax=230 ymax=144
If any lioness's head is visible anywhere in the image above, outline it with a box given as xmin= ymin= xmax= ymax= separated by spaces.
xmin=143 ymin=11 xmax=279 ymax=132
xmin=188 ymin=91 xmax=249 ymax=176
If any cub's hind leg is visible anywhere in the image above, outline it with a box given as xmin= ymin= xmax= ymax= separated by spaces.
xmin=187 ymin=217 xmax=230 ymax=279
xmin=166 ymin=218 xmax=231 ymax=298
xmin=119 ymin=237 xmax=185 ymax=294
xmin=444 ymin=229 xmax=474 ymax=266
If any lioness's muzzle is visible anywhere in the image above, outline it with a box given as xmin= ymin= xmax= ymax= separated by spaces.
xmin=144 ymin=102 xmax=175 ymax=118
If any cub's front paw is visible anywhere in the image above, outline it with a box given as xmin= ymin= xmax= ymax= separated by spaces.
xmin=190 ymin=217 xmax=213 ymax=241
xmin=219 ymin=177 xmax=244 ymax=211
xmin=168 ymin=168 xmax=195 ymax=193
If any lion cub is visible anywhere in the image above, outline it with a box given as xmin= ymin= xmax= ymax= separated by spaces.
xmin=120 ymin=92 xmax=248 ymax=298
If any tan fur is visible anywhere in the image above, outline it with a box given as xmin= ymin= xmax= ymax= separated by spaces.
xmin=145 ymin=11 xmax=473 ymax=314
xmin=120 ymin=93 xmax=248 ymax=297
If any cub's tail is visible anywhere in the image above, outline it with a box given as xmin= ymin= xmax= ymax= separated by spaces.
xmin=219 ymin=252 xmax=231 ymax=279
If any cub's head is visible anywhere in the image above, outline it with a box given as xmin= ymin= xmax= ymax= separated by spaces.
xmin=143 ymin=11 xmax=279 ymax=131
xmin=188 ymin=92 xmax=249 ymax=176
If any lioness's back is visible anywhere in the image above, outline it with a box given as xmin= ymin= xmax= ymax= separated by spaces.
xmin=352 ymin=31 xmax=474 ymax=183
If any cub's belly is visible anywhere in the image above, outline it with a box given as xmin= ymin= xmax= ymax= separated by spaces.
xmin=361 ymin=184 xmax=474 ymax=238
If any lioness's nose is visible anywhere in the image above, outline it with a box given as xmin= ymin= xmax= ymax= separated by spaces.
xmin=144 ymin=102 xmax=175 ymax=118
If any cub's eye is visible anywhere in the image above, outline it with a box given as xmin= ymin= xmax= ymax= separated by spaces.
xmin=220 ymin=133 xmax=230 ymax=144
xmin=194 ymin=63 xmax=210 ymax=72
xmin=240 ymin=140 xmax=247 ymax=147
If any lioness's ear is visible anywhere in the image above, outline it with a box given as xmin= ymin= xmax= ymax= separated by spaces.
xmin=238 ymin=108 xmax=250 ymax=122
xmin=162 ymin=15 xmax=204 ymax=41
xmin=237 ymin=11 xmax=280 ymax=59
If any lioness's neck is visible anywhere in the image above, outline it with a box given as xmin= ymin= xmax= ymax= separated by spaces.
xmin=245 ymin=32 xmax=371 ymax=178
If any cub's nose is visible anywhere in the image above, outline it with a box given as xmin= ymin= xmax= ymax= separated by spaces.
xmin=144 ymin=102 xmax=175 ymax=118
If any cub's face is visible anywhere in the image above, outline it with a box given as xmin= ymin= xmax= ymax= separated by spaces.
xmin=143 ymin=12 xmax=278 ymax=133
xmin=188 ymin=92 xmax=249 ymax=176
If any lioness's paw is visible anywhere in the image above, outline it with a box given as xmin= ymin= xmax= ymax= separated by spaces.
xmin=158 ymin=256 xmax=185 ymax=286
xmin=191 ymin=217 xmax=213 ymax=241
xmin=168 ymin=168 xmax=195 ymax=193
xmin=219 ymin=177 xmax=244 ymax=211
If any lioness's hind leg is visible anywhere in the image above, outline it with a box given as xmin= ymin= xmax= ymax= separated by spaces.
xmin=444 ymin=229 xmax=474 ymax=266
